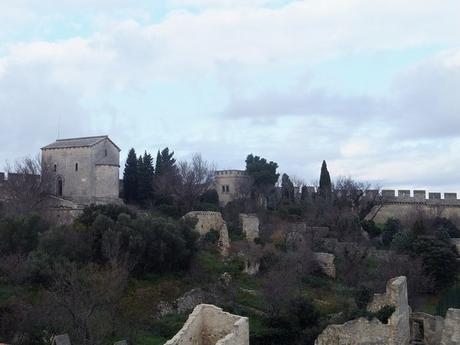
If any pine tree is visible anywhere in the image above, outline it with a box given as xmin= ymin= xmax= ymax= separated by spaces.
xmin=318 ymin=160 xmax=332 ymax=198
xmin=137 ymin=151 xmax=154 ymax=204
xmin=123 ymin=148 xmax=138 ymax=203
xmin=155 ymin=147 xmax=176 ymax=177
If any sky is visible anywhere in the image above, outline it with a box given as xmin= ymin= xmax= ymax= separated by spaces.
xmin=1 ymin=0 xmax=460 ymax=193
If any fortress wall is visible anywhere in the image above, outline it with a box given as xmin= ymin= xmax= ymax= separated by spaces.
xmin=440 ymin=308 xmax=460 ymax=345
xmin=368 ymin=203 xmax=460 ymax=224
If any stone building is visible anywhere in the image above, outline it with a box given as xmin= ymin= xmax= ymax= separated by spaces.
xmin=41 ymin=135 xmax=121 ymax=205
xmin=214 ymin=170 xmax=252 ymax=206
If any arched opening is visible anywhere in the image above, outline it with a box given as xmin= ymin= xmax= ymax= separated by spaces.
xmin=75 ymin=163 xmax=78 ymax=171
xmin=57 ymin=177 xmax=63 ymax=197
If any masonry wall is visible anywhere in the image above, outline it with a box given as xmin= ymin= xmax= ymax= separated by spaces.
xmin=165 ymin=304 xmax=249 ymax=345
xmin=95 ymin=165 xmax=120 ymax=201
xmin=215 ymin=171 xmax=252 ymax=207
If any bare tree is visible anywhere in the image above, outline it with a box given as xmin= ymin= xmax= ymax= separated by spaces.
xmin=3 ymin=155 xmax=53 ymax=214
xmin=44 ymin=263 xmax=128 ymax=345
xmin=176 ymin=153 xmax=215 ymax=211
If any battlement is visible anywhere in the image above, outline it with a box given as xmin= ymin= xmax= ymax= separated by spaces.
xmin=215 ymin=170 xmax=248 ymax=177
xmin=379 ymin=189 xmax=460 ymax=206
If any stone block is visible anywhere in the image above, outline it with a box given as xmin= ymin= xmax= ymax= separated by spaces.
xmin=366 ymin=189 xmax=379 ymax=199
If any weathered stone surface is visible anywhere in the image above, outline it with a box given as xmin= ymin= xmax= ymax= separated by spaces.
xmin=243 ymin=259 xmax=260 ymax=276
xmin=239 ymin=214 xmax=260 ymax=242
xmin=165 ymin=304 xmax=249 ymax=345
xmin=315 ymin=317 xmax=390 ymax=345
xmin=441 ymin=308 xmax=460 ymax=345
xmin=315 ymin=276 xmax=410 ymax=345
xmin=52 ymin=334 xmax=71 ymax=345
xmin=176 ymin=288 xmax=207 ymax=315
xmin=313 ymin=252 xmax=336 ymax=278
xmin=411 ymin=312 xmax=444 ymax=345
xmin=184 ymin=211 xmax=230 ymax=256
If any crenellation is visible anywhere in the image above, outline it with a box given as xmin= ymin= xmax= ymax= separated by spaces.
xmin=414 ymin=190 xmax=426 ymax=200
xmin=382 ymin=190 xmax=396 ymax=198
xmin=444 ymin=193 xmax=457 ymax=200
xmin=429 ymin=192 xmax=442 ymax=200
xmin=398 ymin=190 xmax=411 ymax=198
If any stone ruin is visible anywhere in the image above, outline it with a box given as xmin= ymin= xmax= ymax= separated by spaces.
xmin=239 ymin=214 xmax=260 ymax=242
xmin=184 ymin=211 xmax=231 ymax=256
xmin=315 ymin=276 xmax=460 ymax=345
xmin=165 ymin=304 xmax=249 ymax=345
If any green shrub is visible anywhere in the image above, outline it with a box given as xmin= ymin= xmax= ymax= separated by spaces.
xmin=374 ymin=305 xmax=395 ymax=324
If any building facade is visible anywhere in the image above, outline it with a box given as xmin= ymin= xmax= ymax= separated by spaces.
xmin=214 ymin=170 xmax=252 ymax=206
xmin=41 ymin=135 xmax=121 ymax=205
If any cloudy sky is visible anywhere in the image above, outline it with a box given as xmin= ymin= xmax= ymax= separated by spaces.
xmin=1 ymin=0 xmax=459 ymax=192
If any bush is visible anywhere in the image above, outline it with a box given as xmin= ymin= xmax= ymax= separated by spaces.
xmin=382 ymin=218 xmax=401 ymax=246
xmin=0 ymin=214 xmax=49 ymax=255
xmin=410 ymin=238 xmax=458 ymax=290
xmin=374 ymin=305 xmax=395 ymax=324
xmin=204 ymin=229 xmax=220 ymax=244
xmin=361 ymin=220 xmax=381 ymax=238
xmin=354 ymin=285 xmax=372 ymax=310
xmin=77 ymin=204 xmax=135 ymax=226
xmin=433 ymin=217 xmax=460 ymax=238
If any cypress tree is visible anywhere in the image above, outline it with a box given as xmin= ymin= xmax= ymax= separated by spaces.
xmin=123 ymin=148 xmax=138 ymax=203
xmin=137 ymin=151 xmax=154 ymax=204
xmin=319 ymin=160 xmax=332 ymax=198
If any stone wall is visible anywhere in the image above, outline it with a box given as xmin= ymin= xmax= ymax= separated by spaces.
xmin=411 ymin=312 xmax=444 ymax=345
xmin=315 ymin=317 xmax=391 ymax=345
xmin=315 ymin=276 xmax=410 ymax=345
xmin=239 ymin=214 xmax=259 ymax=242
xmin=184 ymin=211 xmax=230 ymax=256
xmin=165 ymin=304 xmax=249 ymax=345
xmin=441 ymin=308 xmax=460 ymax=345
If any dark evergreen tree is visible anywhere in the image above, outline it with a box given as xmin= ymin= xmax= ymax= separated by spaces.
xmin=137 ymin=151 xmax=155 ymax=204
xmin=281 ymin=173 xmax=295 ymax=202
xmin=245 ymin=154 xmax=279 ymax=192
xmin=122 ymin=148 xmax=138 ymax=203
xmin=318 ymin=160 xmax=332 ymax=198
xmin=154 ymin=147 xmax=179 ymax=205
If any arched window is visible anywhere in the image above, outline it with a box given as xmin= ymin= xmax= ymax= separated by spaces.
xmin=104 ymin=149 xmax=108 ymax=157
xmin=75 ymin=163 xmax=78 ymax=171
xmin=56 ymin=177 xmax=63 ymax=197
xmin=54 ymin=164 xmax=57 ymax=172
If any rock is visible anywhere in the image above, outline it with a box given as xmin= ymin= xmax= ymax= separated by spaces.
xmin=219 ymin=272 xmax=232 ymax=287
xmin=313 ymin=252 xmax=336 ymax=278
xmin=176 ymin=288 xmax=207 ymax=314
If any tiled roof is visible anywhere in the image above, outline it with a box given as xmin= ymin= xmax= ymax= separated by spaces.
xmin=41 ymin=136 xmax=120 ymax=151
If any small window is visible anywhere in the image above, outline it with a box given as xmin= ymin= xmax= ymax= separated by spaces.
xmin=75 ymin=163 xmax=78 ymax=171
xmin=104 ymin=149 xmax=108 ymax=157
xmin=225 ymin=185 xmax=230 ymax=193
xmin=222 ymin=185 xmax=225 ymax=193
xmin=54 ymin=164 xmax=57 ymax=172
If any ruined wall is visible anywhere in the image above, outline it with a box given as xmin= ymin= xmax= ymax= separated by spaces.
xmin=315 ymin=276 xmax=410 ymax=345
xmin=184 ymin=212 xmax=230 ymax=256
xmin=411 ymin=312 xmax=444 ymax=345
xmin=315 ymin=317 xmax=391 ymax=345
xmin=165 ymin=304 xmax=249 ymax=345
xmin=441 ymin=308 xmax=460 ymax=345
xmin=239 ymin=214 xmax=259 ymax=242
